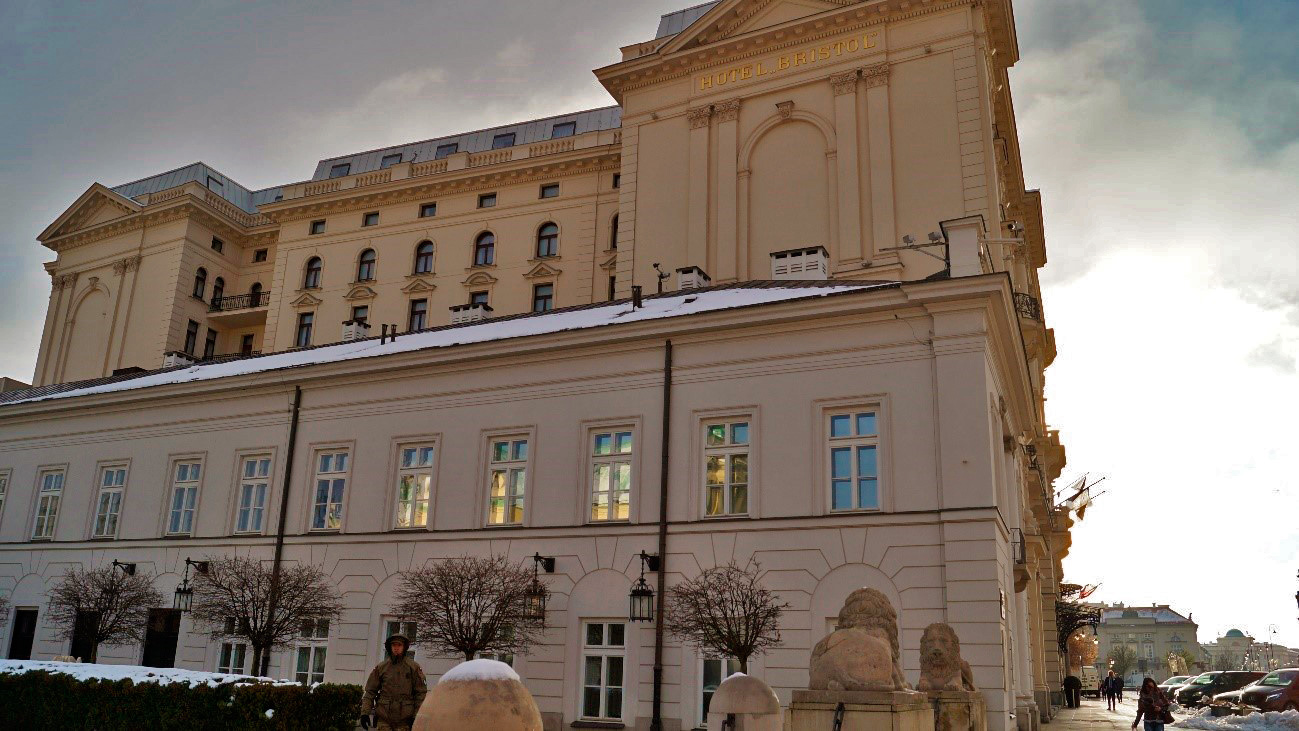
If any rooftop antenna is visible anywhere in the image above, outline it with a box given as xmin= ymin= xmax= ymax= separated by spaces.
xmin=652 ymin=263 xmax=669 ymax=294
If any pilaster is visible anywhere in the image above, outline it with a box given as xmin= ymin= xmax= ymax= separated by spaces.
xmin=714 ymin=99 xmax=740 ymax=282
xmin=864 ymin=63 xmax=895 ymax=260
xmin=686 ymin=105 xmax=712 ymax=273
xmin=107 ymin=255 xmax=143 ymax=371
xmin=830 ymin=70 xmax=864 ymax=264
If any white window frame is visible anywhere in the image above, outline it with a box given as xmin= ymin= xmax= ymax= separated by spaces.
xmin=580 ymin=622 xmax=626 ymax=722
xmin=700 ymin=656 xmax=742 ymax=727
xmin=382 ymin=618 xmax=419 ymax=662
xmin=235 ymin=456 xmax=272 ymax=534
xmin=32 ymin=468 xmax=66 ymax=540
xmin=485 ymin=435 xmax=530 ymax=526
xmin=826 ymin=409 xmax=881 ymax=512
xmin=218 ymin=639 xmax=249 ymax=674
xmin=0 ymin=469 xmax=11 ymax=525
xmin=295 ymin=618 xmax=329 ymax=685
xmin=166 ymin=460 xmax=203 ymax=535
xmin=310 ymin=450 xmax=350 ymax=531
xmin=589 ymin=429 xmax=633 ymax=523
xmin=91 ymin=464 xmax=128 ymax=538
xmin=702 ymin=420 xmax=750 ymax=517
xmin=393 ymin=443 xmax=436 ymax=529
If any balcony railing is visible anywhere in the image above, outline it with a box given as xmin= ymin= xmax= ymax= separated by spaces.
xmin=210 ymin=291 xmax=270 ymax=313
xmin=1014 ymin=292 xmax=1042 ymax=321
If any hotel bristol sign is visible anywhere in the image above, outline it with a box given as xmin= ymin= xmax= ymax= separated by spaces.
xmin=697 ymin=31 xmax=881 ymax=92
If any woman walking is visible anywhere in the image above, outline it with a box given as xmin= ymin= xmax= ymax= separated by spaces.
xmin=1132 ymin=677 xmax=1171 ymax=731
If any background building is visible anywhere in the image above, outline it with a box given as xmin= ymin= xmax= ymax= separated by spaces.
xmin=1096 ymin=604 xmax=1203 ymax=685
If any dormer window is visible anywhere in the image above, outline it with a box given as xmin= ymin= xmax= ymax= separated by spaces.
xmin=551 ymin=122 xmax=576 ymax=139
xmin=491 ymin=133 xmax=515 ymax=149
xmin=434 ymin=143 xmax=458 ymax=160
xmin=328 ymin=163 xmax=351 ymax=178
xmin=380 ymin=153 xmax=402 ymax=169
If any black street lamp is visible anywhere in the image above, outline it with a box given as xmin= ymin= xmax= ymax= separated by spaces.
xmin=629 ymin=551 xmax=660 ymax=623
xmin=524 ymin=553 xmax=554 ymax=625
xmin=173 ymin=558 xmax=209 ymax=612
xmin=111 ymin=560 xmax=137 ymax=576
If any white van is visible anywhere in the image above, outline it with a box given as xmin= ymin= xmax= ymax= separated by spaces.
xmin=1080 ymin=666 xmax=1101 ymax=697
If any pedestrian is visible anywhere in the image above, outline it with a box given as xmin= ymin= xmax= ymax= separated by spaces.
xmin=1063 ymin=674 xmax=1083 ymax=708
xmin=1104 ymin=670 xmax=1122 ymax=711
xmin=1132 ymin=677 xmax=1172 ymax=731
xmin=360 ymin=634 xmax=427 ymax=731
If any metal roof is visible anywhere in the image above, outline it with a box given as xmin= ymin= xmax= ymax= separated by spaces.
xmin=1101 ymin=607 xmax=1194 ymax=624
xmin=309 ymin=106 xmax=622 ymax=181
xmin=656 ymin=1 xmax=721 ymax=38
xmin=111 ymin=162 xmax=282 ymax=214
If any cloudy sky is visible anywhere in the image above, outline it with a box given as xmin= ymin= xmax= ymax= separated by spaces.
xmin=1 ymin=1 xmax=1296 ymax=647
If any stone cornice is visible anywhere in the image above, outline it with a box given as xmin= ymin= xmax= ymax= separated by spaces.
xmin=43 ymin=195 xmax=278 ymax=254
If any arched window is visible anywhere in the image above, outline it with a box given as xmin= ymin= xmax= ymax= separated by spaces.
xmin=536 ymin=223 xmax=559 ymax=258
xmin=414 ymin=241 xmax=434 ymax=274
xmin=303 ymin=257 xmax=322 ymax=289
xmin=212 ymin=277 xmax=225 ymax=304
xmin=473 ymin=232 xmax=495 ymax=267
xmin=250 ymin=282 xmax=263 ymax=305
xmin=193 ymin=268 xmax=208 ymax=299
xmin=610 ymin=214 xmax=619 ymax=250
xmin=356 ymin=249 xmax=376 ymax=281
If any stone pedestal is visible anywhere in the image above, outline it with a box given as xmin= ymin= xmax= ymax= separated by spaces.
xmin=413 ymin=670 xmax=542 ymax=731
xmin=789 ymin=690 xmax=933 ymax=731
xmin=926 ymin=690 xmax=986 ymax=731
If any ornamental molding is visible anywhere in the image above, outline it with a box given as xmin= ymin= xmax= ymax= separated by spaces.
xmin=112 ymin=255 xmax=142 ymax=276
xmin=462 ymin=271 xmax=498 ymax=287
xmin=863 ymin=62 xmax=890 ymax=88
xmin=715 ymin=99 xmax=741 ymax=123
xmin=599 ymin=253 xmax=619 ymax=272
xmin=44 ymin=198 xmax=275 ymax=254
xmin=686 ymin=105 xmax=714 ymax=129
xmin=343 ymin=285 xmax=378 ymax=301
xmin=829 ymin=70 xmax=859 ymax=95
xmin=51 ymin=272 xmax=79 ymax=291
xmin=523 ymin=261 xmax=563 ymax=279
xmin=776 ymin=100 xmax=795 ymax=119
xmin=290 ymin=292 xmax=323 ymax=308
xmin=400 ymin=278 xmax=437 ymax=294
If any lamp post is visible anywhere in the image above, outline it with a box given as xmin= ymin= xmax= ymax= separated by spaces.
xmin=629 ymin=551 xmax=660 ymax=622
xmin=173 ymin=558 xmax=209 ymax=612
xmin=524 ymin=553 xmax=554 ymax=625
xmin=111 ymin=560 xmax=137 ymax=576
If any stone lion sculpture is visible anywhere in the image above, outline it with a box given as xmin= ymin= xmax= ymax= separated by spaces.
xmin=808 ymin=588 xmax=909 ymax=691
xmin=917 ymin=623 xmax=977 ymax=692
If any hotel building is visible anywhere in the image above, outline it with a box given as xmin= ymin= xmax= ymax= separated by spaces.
xmin=0 ymin=1 xmax=1074 ymax=729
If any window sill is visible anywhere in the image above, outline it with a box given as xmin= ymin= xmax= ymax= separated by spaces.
xmin=482 ymin=523 xmax=527 ymax=530
xmin=308 ymin=529 xmax=342 ymax=534
xmin=465 ymin=264 xmax=497 ymax=272
xmin=162 ymin=533 xmax=195 ymax=539
xmin=88 ymin=535 xmax=118 ymax=541
xmin=29 ymin=537 xmax=53 ymax=543
xmin=390 ymin=526 xmax=432 ymax=532
xmin=528 ymin=256 xmax=562 ymax=264
xmin=571 ymin=722 xmax=625 ymax=729
xmin=407 ymin=272 xmax=434 ymax=279
xmin=699 ymin=513 xmax=750 ymax=522
xmin=829 ymin=508 xmax=882 ymax=515
xmin=191 ymin=295 xmax=206 ymax=302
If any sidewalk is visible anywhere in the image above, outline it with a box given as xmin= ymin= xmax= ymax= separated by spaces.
xmin=1051 ymin=695 xmax=1141 ymax=730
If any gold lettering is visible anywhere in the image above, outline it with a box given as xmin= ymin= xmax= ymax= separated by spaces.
xmin=701 ymin=75 xmax=712 ymax=90
xmin=729 ymin=68 xmax=738 ymax=83
xmin=757 ymin=61 xmax=769 ymax=76
xmin=819 ymin=45 xmax=831 ymax=60
xmin=716 ymin=71 xmax=727 ymax=86
xmin=865 ymin=32 xmax=878 ymax=49
xmin=740 ymin=65 xmax=752 ymax=80
xmin=778 ymin=55 xmax=790 ymax=70
xmin=847 ymin=39 xmax=859 ymax=52
xmin=834 ymin=41 xmax=845 ymax=56
xmin=794 ymin=51 xmax=807 ymax=66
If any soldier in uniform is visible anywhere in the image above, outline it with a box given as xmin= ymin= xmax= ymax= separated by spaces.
xmin=360 ymin=634 xmax=427 ymax=731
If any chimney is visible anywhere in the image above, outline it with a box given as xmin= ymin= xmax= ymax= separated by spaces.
xmin=163 ymin=351 xmax=196 ymax=369
xmin=676 ymin=266 xmax=712 ymax=290
xmin=450 ymin=302 xmax=493 ymax=325
xmin=770 ymin=246 xmax=829 ymax=280
xmin=631 ymin=285 xmax=643 ymax=309
xmin=341 ymin=320 xmax=372 ymax=343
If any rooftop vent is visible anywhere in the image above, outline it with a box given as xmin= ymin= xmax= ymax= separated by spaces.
xmin=163 ymin=351 xmax=196 ymax=369
xmin=770 ymin=246 xmax=829 ymax=280
xmin=676 ymin=266 xmax=712 ymax=290
xmin=450 ymin=302 xmax=493 ymax=325
xmin=341 ymin=320 xmax=372 ymax=343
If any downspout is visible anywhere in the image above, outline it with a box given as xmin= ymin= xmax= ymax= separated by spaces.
xmin=260 ymin=385 xmax=302 ymax=676
xmin=651 ymin=341 xmax=672 ymax=731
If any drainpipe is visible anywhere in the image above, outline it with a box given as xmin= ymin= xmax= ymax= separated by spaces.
xmin=650 ymin=341 xmax=672 ymax=731
xmin=260 ymin=385 xmax=302 ymax=676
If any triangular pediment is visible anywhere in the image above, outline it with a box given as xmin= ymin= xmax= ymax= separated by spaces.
xmin=343 ymin=285 xmax=378 ymax=301
xmin=462 ymin=271 xmax=498 ymax=286
xmin=401 ymin=278 xmax=437 ymax=294
xmin=290 ymin=292 xmax=323 ymax=308
xmin=660 ymin=0 xmax=860 ymax=54
xmin=523 ymin=261 xmax=563 ymax=279
xmin=39 ymin=183 xmax=140 ymax=243
xmin=599 ymin=254 xmax=619 ymax=272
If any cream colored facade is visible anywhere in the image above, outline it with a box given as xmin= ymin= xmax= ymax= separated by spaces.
xmin=4 ymin=2 xmax=1072 ymax=730
xmin=1096 ymin=604 xmax=1204 ymax=683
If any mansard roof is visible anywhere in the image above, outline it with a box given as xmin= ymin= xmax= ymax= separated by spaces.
xmin=1101 ymin=605 xmax=1195 ymax=624
xmin=656 ymin=1 xmax=721 ymax=38
xmin=111 ymin=162 xmax=282 ymax=214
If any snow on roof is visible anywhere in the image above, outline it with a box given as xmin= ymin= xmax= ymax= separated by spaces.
xmin=1 ymin=281 xmax=895 ymax=408
xmin=0 ymin=659 xmax=297 ymax=687
xmin=440 ymin=658 xmax=520 ymax=683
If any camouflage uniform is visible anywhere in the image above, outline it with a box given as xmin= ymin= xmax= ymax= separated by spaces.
xmin=361 ymin=635 xmax=427 ymax=731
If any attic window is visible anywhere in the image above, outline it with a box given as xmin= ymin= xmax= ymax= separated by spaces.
xmin=328 ymin=163 xmax=351 ymax=178
xmin=551 ymin=122 xmax=576 ymax=139
xmin=206 ymin=176 xmax=223 ymax=192
xmin=380 ymin=153 xmax=402 ymax=169
xmin=211 ymin=237 xmax=224 ymax=254
xmin=434 ymin=143 xmax=458 ymax=160
xmin=491 ymin=133 xmax=516 ymax=149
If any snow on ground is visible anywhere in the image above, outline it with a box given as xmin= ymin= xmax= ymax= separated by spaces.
xmin=1175 ymin=709 xmax=1299 ymax=731
xmin=0 ymin=659 xmax=297 ymax=687
xmin=439 ymin=658 xmax=519 ymax=683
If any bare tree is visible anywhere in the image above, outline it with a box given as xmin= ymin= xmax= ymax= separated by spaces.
xmin=1175 ymin=648 xmax=1202 ymax=674
xmin=190 ymin=556 xmax=342 ymax=676
xmin=391 ymin=555 xmax=546 ymax=661
xmin=1108 ymin=645 xmax=1138 ymax=680
xmin=1212 ymin=651 xmax=1240 ymax=672
xmin=665 ymin=561 xmax=787 ymax=673
xmin=47 ymin=566 xmax=163 ymax=662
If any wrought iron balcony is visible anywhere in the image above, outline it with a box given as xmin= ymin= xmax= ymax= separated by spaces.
xmin=210 ymin=291 xmax=270 ymax=313
xmin=1014 ymin=292 xmax=1042 ymax=321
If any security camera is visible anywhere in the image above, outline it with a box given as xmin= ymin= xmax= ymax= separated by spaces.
xmin=902 ymin=234 xmax=915 ymax=244
xmin=927 ymin=232 xmax=944 ymax=243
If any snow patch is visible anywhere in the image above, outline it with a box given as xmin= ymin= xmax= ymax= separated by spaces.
xmin=0 ymin=659 xmax=297 ymax=687
xmin=439 ymin=659 xmax=520 ymax=683
xmin=1176 ymin=710 xmax=1299 ymax=731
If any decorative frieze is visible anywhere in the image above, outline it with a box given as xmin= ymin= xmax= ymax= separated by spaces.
xmin=715 ymin=99 xmax=741 ymax=123
xmin=863 ymin=62 xmax=891 ymax=88
xmin=830 ymin=70 xmax=860 ymax=96
xmin=686 ymin=105 xmax=714 ymax=129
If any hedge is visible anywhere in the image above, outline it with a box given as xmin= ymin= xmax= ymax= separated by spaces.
xmin=0 ymin=671 xmax=362 ymax=730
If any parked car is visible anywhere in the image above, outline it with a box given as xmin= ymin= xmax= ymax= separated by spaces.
xmin=1240 ymin=669 xmax=1299 ymax=712
xmin=1159 ymin=676 xmax=1192 ymax=698
xmin=1176 ymin=671 xmax=1266 ymax=706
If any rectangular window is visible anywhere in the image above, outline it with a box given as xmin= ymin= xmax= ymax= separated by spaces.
xmin=32 ymin=470 xmax=65 ymax=539
xmin=0 ymin=471 xmax=8 ymax=522
xmin=384 ymin=620 xmax=418 ymax=660
xmin=211 ymin=237 xmax=224 ymax=253
xmin=362 ymin=211 xmax=379 ymax=227
xmin=92 ymin=466 xmax=127 ymax=538
xmin=184 ymin=320 xmax=199 ymax=355
xmin=408 ymin=299 xmax=428 ymax=331
xmin=590 ymin=431 xmax=632 ymax=522
xmin=478 ymin=193 xmax=497 ymax=209
xmin=218 ymin=641 xmax=248 ymax=674
xmin=539 ymin=183 xmax=560 ymax=199
xmin=487 ymin=438 xmax=528 ymax=525
xmin=491 ymin=133 xmax=515 ymax=149
xmin=311 ymin=451 xmax=348 ymax=531
xmin=419 ymin=202 xmax=437 ymax=218
xmin=207 ymin=176 xmax=223 ymax=192
xmin=470 ymin=291 xmax=489 ymax=306
xmin=380 ymin=153 xmax=402 ymax=169
xmin=295 ymin=312 xmax=313 ymax=348
xmin=351 ymin=305 xmax=369 ymax=325
xmin=296 ymin=644 xmax=327 ymax=685
xmin=612 ymin=173 xmax=621 ymax=189
xmin=582 ymin=622 xmax=625 ymax=721
xmin=434 ymin=143 xmax=458 ymax=159
xmin=167 ymin=462 xmax=201 ymax=535
xmin=328 ymin=163 xmax=351 ymax=178
xmin=240 ymin=334 xmax=255 ymax=356
xmin=551 ymin=121 xmax=576 ymax=138
xmin=203 ymin=328 xmax=217 ymax=359
xmin=395 ymin=445 xmax=434 ymax=529
xmin=235 ymin=457 xmax=271 ymax=534
xmin=828 ymin=411 xmax=880 ymax=511
xmin=608 ymin=275 xmax=616 ymax=301
xmin=702 ymin=658 xmax=742 ymax=723
xmin=704 ymin=421 xmax=750 ymax=517
xmin=309 ymin=220 xmax=326 ymax=235
xmin=253 ymin=248 xmax=268 ymax=262
xmin=532 ymin=284 xmax=554 ymax=313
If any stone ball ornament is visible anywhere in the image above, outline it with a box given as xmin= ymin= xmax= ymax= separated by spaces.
xmin=413 ymin=659 xmax=543 ymax=731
